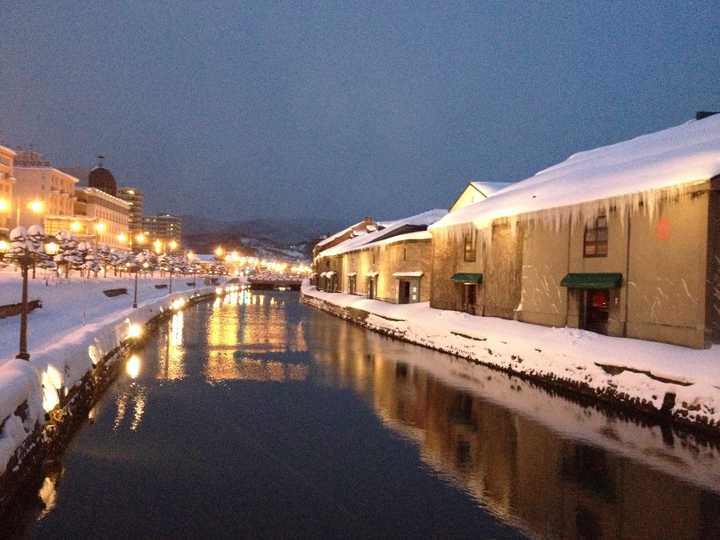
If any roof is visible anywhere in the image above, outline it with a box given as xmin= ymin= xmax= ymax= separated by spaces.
xmin=319 ymin=209 xmax=446 ymax=257
xmin=316 ymin=220 xmax=372 ymax=249
xmin=433 ymin=115 xmax=720 ymax=230
xmin=469 ymin=181 xmax=513 ymax=198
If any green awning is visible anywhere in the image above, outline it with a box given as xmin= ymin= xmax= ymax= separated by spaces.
xmin=451 ymin=273 xmax=483 ymax=284
xmin=560 ymin=272 xmax=622 ymax=289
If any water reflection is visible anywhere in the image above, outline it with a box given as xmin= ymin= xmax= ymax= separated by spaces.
xmin=205 ymin=290 xmax=307 ymax=382
xmin=16 ymin=292 xmax=720 ymax=540
xmin=155 ymin=312 xmax=186 ymax=381
xmin=308 ymin=312 xmax=720 ymax=539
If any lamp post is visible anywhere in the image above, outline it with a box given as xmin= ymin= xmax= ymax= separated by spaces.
xmin=133 ymin=263 xmax=139 ymax=308
xmin=187 ymin=251 xmax=196 ymax=287
xmin=11 ymin=226 xmax=47 ymax=360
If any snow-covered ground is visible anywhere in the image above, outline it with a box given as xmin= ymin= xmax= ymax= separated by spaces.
xmin=0 ymin=268 xmax=215 ymax=474
xmin=302 ymin=282 xmax=720 ymax=430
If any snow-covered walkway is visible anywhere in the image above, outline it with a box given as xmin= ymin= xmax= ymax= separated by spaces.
xmin=302 ymin=282 xmax=720 ymax=430
xmin=0 ymin=268 xmax=215 ymax=473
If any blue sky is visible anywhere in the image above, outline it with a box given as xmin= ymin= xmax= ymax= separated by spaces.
xmin=1 ymin=1 xmax=718 ymax=221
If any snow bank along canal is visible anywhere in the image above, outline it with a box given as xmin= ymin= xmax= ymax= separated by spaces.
xmin=7 ymin=290 xmax=720 ymax=538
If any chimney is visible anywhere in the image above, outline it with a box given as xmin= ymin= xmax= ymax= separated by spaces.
xmin=696 ymin=111 xmax=719 ymax=121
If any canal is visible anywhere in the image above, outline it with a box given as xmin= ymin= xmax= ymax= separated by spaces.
xmin=9 ymin=290 xmax=720 ymax=539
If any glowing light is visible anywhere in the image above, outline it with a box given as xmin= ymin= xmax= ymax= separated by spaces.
xmin=117 ymin=232 xmax=128 ymax=244
xmin=70 ymin=221 xmax=82 ymax=233
xmin=214 ymin=246 xmax=224 ymax=257
xmin=187 ymin=251 xmax=195 ymax=261
xmin=171 ymin=297 xmax=186 ymax=311
xmin=28 ymin=199 xmax=45 ymax=214
xmin=0 ymin=240 xmax=8 ymax=252
xmin=135 ymin=232 xmax=146 ymax=244
xmin=169 ymin=240 xmax=178 ymax=250
xmin=215 ymin=287 xmax=224 ymax=295
xmin=88 ymin=344 xmax=100 ymax=365
xmin=127 ymin=323 xmax=143 ymax=339
xmin=95 ymin=221 xmax=106 ymax=233
xmin=41 ymin=365 xmax=63 ymax=412
xmin=126 ymin=354 xmax=141 ymax=379
xmin=0 ymin=198 xmax=9 ymax=212
xmin=142 ymin=262 xmax=149 ymax=269
xmin=44 ymin=241 xmax=59 ymax=255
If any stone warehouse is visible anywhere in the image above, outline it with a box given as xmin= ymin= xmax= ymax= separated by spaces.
xmin=314 ymin=114 xmax=720 ymax=349
xmin=314 ymin=210 xmax=446 ymax=304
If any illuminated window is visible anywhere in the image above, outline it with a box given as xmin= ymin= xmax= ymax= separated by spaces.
xmin=463 ymin=232 xmax=476 ymax=262
xmin=584 ymin=215 xmax=608 ymax=258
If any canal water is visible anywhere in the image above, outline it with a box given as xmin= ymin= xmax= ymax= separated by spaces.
xmin=9 ymin=290 xmax=720 ymax=539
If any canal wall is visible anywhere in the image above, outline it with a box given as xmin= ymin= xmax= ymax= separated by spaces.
xmin=301 ymin=284 xmax=720 ymax=438
xmin=0 ymin=286 xmax=217 ymax=514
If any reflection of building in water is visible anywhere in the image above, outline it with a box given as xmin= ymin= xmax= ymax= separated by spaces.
xmin=157 ymin=312 xmax=186 ymax=380
xmin=205 ymin=292 xmax=308 ymax=382
xmin=206 ymin=295 xmax=241 ymax=381
xmin=308 ymin=319 xmax=720 ymax=540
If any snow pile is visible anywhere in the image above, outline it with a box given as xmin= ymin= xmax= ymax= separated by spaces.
xmin=0 ymin=270 xmax=215 ymax=474
xmin=320 ymin=209 xmax=447 ymax=257
xmin=302 ymin=283 xmax=720 ymax=429
xmin=433 ymin=115 xmax=720 ymax=230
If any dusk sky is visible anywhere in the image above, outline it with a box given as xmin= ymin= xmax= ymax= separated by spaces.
xmin=1 ymin=1 xmax=718 ymax=222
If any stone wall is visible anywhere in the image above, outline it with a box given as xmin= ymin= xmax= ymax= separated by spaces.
xmin=328 ymin=238 xmax=433 ymax=304
xmin=484 ymin=222 xmax=523 ymax=319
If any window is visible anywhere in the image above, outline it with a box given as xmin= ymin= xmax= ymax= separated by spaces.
xmin=403 ymin=247 xmax=407 ymax=261
xmin=463 ymin=232 xmax=476 ymax=262
xmin=584 ymin=215 xmax=608 ymax=257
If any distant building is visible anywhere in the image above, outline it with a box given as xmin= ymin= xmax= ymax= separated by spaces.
xmin=312 ymin=217 xmax=376 ymax=260
xmin=88 ymin=156 xmax=117 ymax=196
xmin=0 ymin=145 xmax=16 ymax=232
xmin=73 ymin=187 xmax=130 ymax=249
xmin=13 ymin=149 xmax=78 ymax=229
xmin=117 ymin=186 xmax=144 ymax=235
xmin=313 ymin=209 xmax=447 ymax=304
xmin=142 ymin=213 xmax=182 ymax=249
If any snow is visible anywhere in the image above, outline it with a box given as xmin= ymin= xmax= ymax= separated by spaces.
xmin=302 ymin=283 xmax=720 ymax=429
xmin=469 ymin=181 xmax=513 ymax=198
xmin=319 ymin=209 xmax=446 ymax=257
xmin=0 ymin=268 xmax=215 ymax=473
xmin=316 ymin=220 xmax=375 ymax=249
xmin=433 ymin=115 xmax=720 ymax=230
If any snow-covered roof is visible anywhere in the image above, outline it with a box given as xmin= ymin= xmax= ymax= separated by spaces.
xmin=433 ymin=115 xmax=720 ymax=230
xmin=316 ymin=220 xmax=372 ymax=248
xmin=469 ymin=181 xmax=513 ymax=198
xmin=320 ymin=209 xmax=446 ymax=257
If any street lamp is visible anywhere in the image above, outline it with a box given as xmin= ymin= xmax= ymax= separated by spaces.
xmin=70 ymin=221 xmax=82 ymax=233
xmin=214 ymin=246 xmax=224 ymax=258
xmin=169 ymin=239 xmax=178 ymax=252
xmin=11 ymin=226 xmax=45 ymax=360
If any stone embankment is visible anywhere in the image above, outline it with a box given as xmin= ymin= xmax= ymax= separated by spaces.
xmin=302 ymin=285 xmax=720 ymax=440
xmin=0 ymin=287 xmax=219 ymax=515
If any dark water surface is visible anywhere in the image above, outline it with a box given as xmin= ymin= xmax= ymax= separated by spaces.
xmin=11 ymin=290 xmax=720 ymax=539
